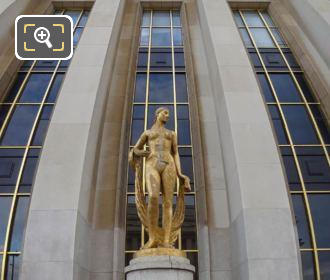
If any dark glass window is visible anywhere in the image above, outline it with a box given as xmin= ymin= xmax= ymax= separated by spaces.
xmin=0 ymin=149 xmax=24 ymax=193
xmin=148 ymin=73 xmax=173 ymax=102
xmin=33 ymin=60 xmax=57 ymax=71
xmin=281 ymin=147 xmax=300 ymax=191
xmin=292 ymin=195 xmax=312 ymax=248
xmin=269 ymin=74 xmax=301 ymax=102
xmin=310 ymin=105 xmax=330 ymax=144
xmin=309 ymin=194 xmax=330 ymax=248
xmin=319 ymin=252 xmax=330 ymax=279
xmin=175 ymin=73 xmax=188 ymax=102
xmin=268 ymin=105 xmax=288 ymax=144
xmin=260 ymin=50 xmax=287 ymax=70
xmin=173 ymin=28 xmax=183 ymax=46
xmin=301 ymin=252 xmax=316 ymax=280
xmin=258 ymin=74 xmax=274 ymax=102
xmin=0 ymin=197 xmax=12 ymax=250
xmin=0 ymin=105 xmax=39 ymax=146
xmin=282 ymin=105 xmax=319 ymax=144
xmin=46 ymin=74 xmax=64 ymax=102
xmin=294 ymin=74 xmax=315 ymax=102
xmin=134 ymin=74 xmax=147 ymax=102
xmin=3 ymin=73 xmax=26 ymax=103
xmin=177 ymin=105 xmax=191 ymax=145
xmin=32 ymin=106 xmax=53 ymax=146
xmin=19 ymin=149 xmax=40 ymax=193
xmin=19 ymin=74 xmax=52 ymax=103
xmin=152 ymin=11 xmax=170 ymax=26
xmin=152 ymin=28 xmax=171 ymax=46
xmin=150 ymin=48 xmax=172 ymax=70
xmin=73 ymin=27 xmax=83 ymax=45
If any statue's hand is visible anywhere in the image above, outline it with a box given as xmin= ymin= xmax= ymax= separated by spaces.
xmin=133 ymin=148 xmax=150 ymax=157
xmin=179 ymin=174 xmax=191 ymax=192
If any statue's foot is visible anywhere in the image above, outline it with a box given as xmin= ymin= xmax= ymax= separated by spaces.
xmin=142 ymin=239 xmax=157 ymax=249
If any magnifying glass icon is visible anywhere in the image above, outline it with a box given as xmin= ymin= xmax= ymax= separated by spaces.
xmin=34 ymin=27 xmax=53 ymax=48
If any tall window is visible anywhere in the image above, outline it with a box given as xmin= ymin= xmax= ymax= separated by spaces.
xmin=125 ymin=9 xmax=198 ymax=277
xmin=233 ymin=10 xmax=330 ymax=280
xmin=0 ymin=9 xmax=89 ymax=280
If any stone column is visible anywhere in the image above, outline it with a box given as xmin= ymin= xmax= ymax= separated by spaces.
xmin=196 ymin=0 xmax=301 ymax=279
xmin=19 ymin=0 xmax=126 ymax=279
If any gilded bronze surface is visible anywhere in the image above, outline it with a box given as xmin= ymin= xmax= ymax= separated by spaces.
xmin=134 ymin=247 xmax=187 ymax=258
xmin=129 ymin=107 xmax=191 ymax=254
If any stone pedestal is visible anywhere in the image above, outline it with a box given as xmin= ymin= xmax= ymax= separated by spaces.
xmin=125 ymin=255 xmax=195 ymax=280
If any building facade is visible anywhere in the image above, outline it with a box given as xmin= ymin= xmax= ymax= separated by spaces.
xmin=0 ymin=0 xmax=329 ymax=279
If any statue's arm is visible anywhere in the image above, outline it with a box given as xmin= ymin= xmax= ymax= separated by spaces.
xmin=133 ymin=131 xmax=149 ymax=157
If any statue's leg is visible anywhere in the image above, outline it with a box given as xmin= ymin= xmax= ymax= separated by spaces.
xmin=144 ymin=165 xmax=160 ymax=249
xmin=161 ymin=164 xmax=176 ymax=247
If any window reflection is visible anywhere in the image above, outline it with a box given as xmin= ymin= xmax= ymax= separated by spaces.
xmin=152 ymin=28 xmax=171 ymax=46
xmin=19 ymin=74 xmax=52 ymax=103
xmin=149 ymin=73 xmax=173 ymax=102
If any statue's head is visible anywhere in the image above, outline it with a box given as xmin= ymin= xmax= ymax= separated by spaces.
xmin=155 ymin=107 xmax=169 ymax=124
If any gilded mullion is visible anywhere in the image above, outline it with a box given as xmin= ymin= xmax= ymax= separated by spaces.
xmin=240 ymin=10 xmax=321 ymax=280
xmin=0 ymin=103 xmax=55 ymax=105
xmin=291 ymin=191 xmax=330 ymax=194
xmin=170 ymin=10 xmax=182 ymax=250
xmin=140 ymin=9 xmax=153 ymax=247
xmin=0 ymin=61 xmax=37 ymax=140
xmin=266 ymin=102 xmax=320 ymax=105
xmin=0 ymin=60 xmax=61 ymax=279
xmin=258 ymin=11 xmax=329 ymax=165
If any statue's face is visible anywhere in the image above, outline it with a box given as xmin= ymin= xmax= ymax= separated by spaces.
xmin=157 ymin=109 xmax=169 ymax=123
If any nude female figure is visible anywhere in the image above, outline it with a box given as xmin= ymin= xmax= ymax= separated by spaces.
xmin=132 ymin=107 xmax=191 ymax=249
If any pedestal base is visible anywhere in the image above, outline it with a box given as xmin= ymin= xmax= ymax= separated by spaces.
xmin=125 ymin=255 xmax=195 ymax=280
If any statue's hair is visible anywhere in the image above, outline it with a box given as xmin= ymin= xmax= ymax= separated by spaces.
xmin=153 ymin=107 xmax=169 ymax=124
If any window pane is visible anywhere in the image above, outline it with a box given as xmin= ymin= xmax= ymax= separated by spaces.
xmin=126 ymin=195 xmax=141 ymax=250
xmin=64 ymin=10 xmax=81 ymax=26
xmin=268 ymin=105 xmax=288 ymax=144
xmin=261 ymin=12 xmax=275 ymax=26
xmin=176 ymin=73 xmax=188 ymax=102
xmin=280 ymin=147 xmax=300 ymax=190
xmin=137 ymin=48 xmax=148 ymax=70
xmin=301 ymin=251 xmax=316 ymax=280
xmin=134 ymin=74 xmax=147 ymax=102
xmin=282 ymin=105 xmax=319 ymax=144
xmin=33 ymin=60 xmax=58 ymax=71
xmin=147 ymin=105 xmax=174 ymax=130
xmin=6 ymin=255 xmax=21 ymax=280
xmin=258 ymin=74 xmax=274 ymax=102
xmin=173 ymin=28 xmax=182 ymax=46
xmin=19 ymin=149 xmax=40 ymax=193
xmin=78 ymin=11 xmax=89 ymax=26
xmin=149 ymin=73 xmax=173 ymax=102
xmin=152 ymin=28 xmax=171 ymax=46
xmin=172 ymin=11 xmax=181 ymax=26
xmin=270 ymin=74 xmax=301 ymax=102
xmin=178 ymin=105 xmax=191 ymax=145
xmin=73 ymin=27 xmax=83 ymax=45
xmin=0 ymin=196 xmax=12 ymax=251
xmin=250 ymin=28 xmax=275 ymax=47
xmin=140 ymin=28 xmax=149 ymax=46
xmin=239 ymin=29 xmax=253 ymax=47
xmin=242 ymin=11 xmax=264 ymax=27
xmin=233 ymin=11 xmax=244 ymax=27
xmin=182 ymin=195 xmax=197 ymax=249
xmin=270 ymin=28 xmax=286 ymax=47
xmin=46 ymin=73 xmax=64 ymax=102
xmin=179 ymin=148 xmax=193 ymax=183
xmin=285 ymin=52 xmax=300 ymax=70
xmin=1 ymin=105 xmax=39 ymax=146
xmin=294 ymin=74 xmax=315 ymax=102
xmin=296 ymin=147 xmax=330 ymax=191
xmin=19 ymin=74 xmax=52 ymax=103
xmin=142 ymin=11 xmax=151 ymax=26
xmin=0 ymin=149 xmax=24 ymax=193
xmin=9 ymin=196 xmax=30 ymax=251
xmin=150 ymin=48 xmax=172 ymax=70
xmin=0 ymin=105 xmax=10 ymax=129
xmin=319 ymin=252 xmax=330 ymax=279
xmin=292 ymin=195 xmax=312 ymax=248
xmin=131 ymin=120 xmax=144 ymax=145
xmin=4 ymin=73 xmax=26 ymax=102
xmin=152 ymin=11 xmax=170 ymax=26
xmin=249 ymin=51 xmax=262 ymax=69
xmin=32 ymin=105 xmax=53 ymax=146
xmin=310 ymin=105 xmax=330 ymax=144
xmin=260 ymin=50 xmax=287 ymax=70
xmin=309 ymin=194 xmax=330 ymax=247
xmin=174 ymin=49 xmax=185 ymax=69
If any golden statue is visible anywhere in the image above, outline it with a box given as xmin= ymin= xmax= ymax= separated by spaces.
xmin=129 ymin=107 xmax=191 ymax=257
